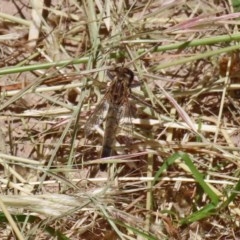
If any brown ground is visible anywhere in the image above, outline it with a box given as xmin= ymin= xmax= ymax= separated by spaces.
xmin=1 ymin=1 xmax=240 ymax=239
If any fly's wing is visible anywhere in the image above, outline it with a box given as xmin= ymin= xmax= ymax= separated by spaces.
xmin=117 ymin=99 xmax=134 ymax=137
xmin=85 ymin=98 xmax=109 ymax=137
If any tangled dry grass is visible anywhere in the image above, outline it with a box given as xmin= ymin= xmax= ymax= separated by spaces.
xmin=1 ymin=0 xmax=240 ymax=239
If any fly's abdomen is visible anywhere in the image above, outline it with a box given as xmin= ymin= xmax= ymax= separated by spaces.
xmin=100 ymin=146 xmax=112 ymax=171
xmin=100 ymin=107 xmax=119 ymax=171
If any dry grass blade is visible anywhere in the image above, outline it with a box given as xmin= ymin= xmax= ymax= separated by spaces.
xmin=155 ymin=80 xmax=198 ymax=133
xmin=108 ymin=207 xmax=167 ymax=239
xmin=28 ymin=0 xmax=44 ymax=47
xmin=0 ymin=197 xmax=24 ymax=240
xmin=1 ymin=0 xmax=240 ymax=239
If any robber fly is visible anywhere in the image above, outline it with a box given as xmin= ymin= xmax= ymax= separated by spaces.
xmin=85 ymin=67 xmax=134 ymax=170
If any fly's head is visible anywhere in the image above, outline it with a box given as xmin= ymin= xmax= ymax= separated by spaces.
xmin=107 ymin=67 xmax=134 ymax=87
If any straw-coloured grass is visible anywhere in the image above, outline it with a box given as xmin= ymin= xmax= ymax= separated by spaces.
xmin=1 ymin=0 xmax=240 ymax=239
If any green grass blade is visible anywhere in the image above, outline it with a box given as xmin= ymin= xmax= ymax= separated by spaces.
xmin=179 ymin=152 xmax=219 ymax=205
xmin=180 ymin=202 xmax=217 ymax=225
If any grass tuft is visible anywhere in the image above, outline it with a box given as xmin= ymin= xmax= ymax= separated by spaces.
xmin=1 ymin=0 xmax=240 ymax=239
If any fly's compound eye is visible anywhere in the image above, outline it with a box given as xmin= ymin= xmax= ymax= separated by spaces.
xmin=122 ymin=68 xmax=134 ymax=84
xmin=107 ymin=67 xmax=134 ymax=86
xmin=106 ymin=69 xmax=117 ymax=81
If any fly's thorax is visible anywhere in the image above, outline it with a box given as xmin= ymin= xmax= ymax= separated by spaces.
xmin=106 ymin=66 xmax=134 ymax=106
xmin=108 ymin=81 xmax=129 ymax=105
xmin=107 ymin=67 xmax=134 ymax=86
